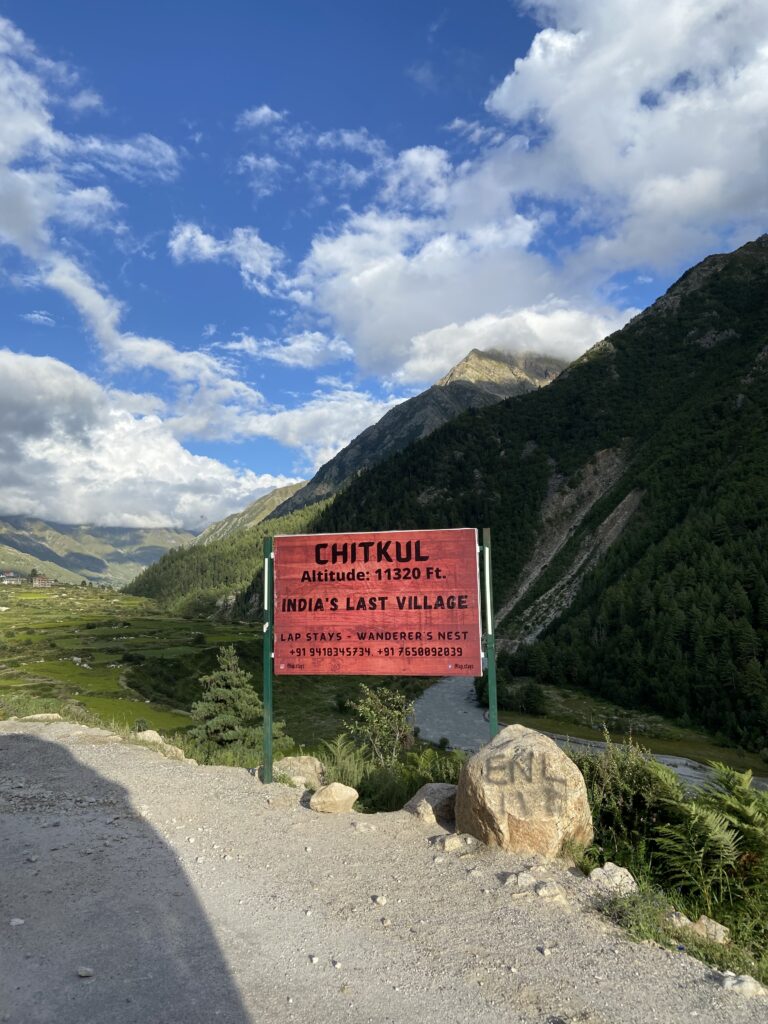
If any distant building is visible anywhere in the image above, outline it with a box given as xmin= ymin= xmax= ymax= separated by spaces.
xmin=31 ymin=575 xmax=56 ymax=588
xmin=0 ymin=571 xmax=24 ymax=586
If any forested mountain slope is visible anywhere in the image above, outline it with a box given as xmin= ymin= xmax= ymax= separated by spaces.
xmin=269 ymin=349 xmax=565 ymax=517
xmin=315 ymin=235 xmax=768 ymax=751
xmin=124 ymin=502 xmax=326 ymax=614
xmin=126 ymin=349 xmax=563 ymax=612
xmin=194 ymin=482 xmax=305 ymax=545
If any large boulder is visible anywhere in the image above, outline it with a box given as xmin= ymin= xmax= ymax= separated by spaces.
xmin=403 ymin=783 xmax=457 ymax=825
xmin=309 ymin=782 xmax=358 ymax=814
xmin=455 ymin=724 xmax=593 ymax=858
xmin=274 ymin=755 xmax=325 ymax=790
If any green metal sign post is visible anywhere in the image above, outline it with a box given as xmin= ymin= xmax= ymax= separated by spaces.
xmin=482 ymin=527 xmax=499 ymax=739
xmin=262 ymin=536 xmax=274 ymax=784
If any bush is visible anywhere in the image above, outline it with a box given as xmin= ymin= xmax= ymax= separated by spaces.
xmin=570 ymin=733 xmax=685 ymax=873
xmin=345 ymin=685 xmax=414 ymax=767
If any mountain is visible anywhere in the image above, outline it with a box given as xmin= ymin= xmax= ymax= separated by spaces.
xmin=315 ymin=235 xmax=768 ymax=751
xmin=269 ymin=349 xmax=565 ymax=518
xmin=126 ymin=349 xmax=565 ymax=612
xmin=194 ymin=482 xmax=305 ymax=545
xmin=0 ymin=517 xmax=195 ymax=587
xmin=124 ymin=501 xmax=325 ymax=613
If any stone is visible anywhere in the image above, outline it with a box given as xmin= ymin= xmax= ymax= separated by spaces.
xmin=21 ymin=713 xmax=63 ymax=722
xmin=534 ymin=880 xmax=569 ymax=908
xmin=503 ymin=870 xmax=537 ymax=889
xmin=134 ymin=729 xmax=164 ymax=746
xmin=274 ymin=755 xmax=325 ymax=790
xmin=455 ymin=724 xmax=593 ymax=858
xmin=433 ymin=832 xmax=476 ymax=853
xmin=689 ymin=914 xmax=730 ymax=945
xmin=372 ymin=895 xmax=387 ymax=906
xmin=309 ymin=782 xmax=358 ymax=814
xmin=402 ymin=783 xmax=457 ymax=825
xmin=77 ymin=967 xmax=94 ymax=978
xmin=9 ymin=919 xmax=24 ymax=927
xmin=589 ymin=862 xmax=638 ymax=896
xmin=665 ymin=910 xmax=693 ymax=930
xmin=719 ymin=973 xmax=767 ymax=998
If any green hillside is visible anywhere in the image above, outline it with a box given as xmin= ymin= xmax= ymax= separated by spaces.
xmin=313 ymin=235 xmax=768 ymax=751
xmin=124 ymin=502 xmax=327 ymax=614
xmin=125 ymin=235 xmax=768 ymax=753
xmin=194 ymin=481 xmax=305 ymax=545
xmin=0 ymin=517 xmax=195 ymax=587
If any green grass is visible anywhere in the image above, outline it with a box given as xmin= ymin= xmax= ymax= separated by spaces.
xmin=77 ymin=696 xmax=190 ymax=731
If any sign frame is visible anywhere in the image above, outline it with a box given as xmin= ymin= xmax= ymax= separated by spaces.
xmin=261 ymin=527 xmax=498 ymax=783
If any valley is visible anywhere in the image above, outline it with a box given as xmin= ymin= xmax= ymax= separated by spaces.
xmin=1 ymin=585 xmax=765 ymax=776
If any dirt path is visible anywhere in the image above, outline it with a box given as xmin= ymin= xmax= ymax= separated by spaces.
xmin=1 ymin=720 xmax=765 ymax=1024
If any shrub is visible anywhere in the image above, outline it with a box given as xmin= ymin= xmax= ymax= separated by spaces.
xmin=345 ymin=685 xmax=414 ymax=767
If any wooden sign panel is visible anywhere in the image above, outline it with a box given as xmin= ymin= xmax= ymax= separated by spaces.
xmin=273 ymin=528 xmax=482 ymax=676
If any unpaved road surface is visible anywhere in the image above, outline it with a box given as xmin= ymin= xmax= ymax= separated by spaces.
xmin=1 ymin=720 xmax=765 ymax=1024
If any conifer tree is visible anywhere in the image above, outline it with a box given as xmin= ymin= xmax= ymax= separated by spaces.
xmin=190 ymin=645 xmax=264 ymax=747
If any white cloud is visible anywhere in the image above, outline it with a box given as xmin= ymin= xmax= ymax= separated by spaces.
xmin=391 ymin=303 xmax=634 ymax=385
xmin=168 ymin=222 xmax=285 ymax=295
xmin=241 ymin=386 xmax=401 ymax=469
xmin=237 ymin=153 xmax=285 ymax=197
xmin=406 ymin=61 xmax=439 ymax=93
xmin=295 ymin=207 xmax=545 ymax=376
xmin=69 ymin=133 xmax=179 ymax=182
xmin=68 ymin=88 xmax=104 ymax=113
xmin=0 ymin=350 xmax=297 ymax=528
xmin=224 ymin=331 xmax=353 ymax=368
xmin=446 ymin=117 xmax=505 ymax=147
xmin=20 ymin=309 xmax=55 ymax=326
xmin=483 ymin=0 xmax=768 ymax=269
xmin=236 ymin=103 xmax=285 ymax=129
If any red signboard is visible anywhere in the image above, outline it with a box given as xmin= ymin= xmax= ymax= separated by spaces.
xmin=273 ymin=528 xmax=482 ymax=676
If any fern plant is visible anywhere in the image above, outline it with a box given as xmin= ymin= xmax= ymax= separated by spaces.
xmin=319 ymin=735 xmax=369 ymax=789
xmin=655 ymin=806 xmax=741 ymax=915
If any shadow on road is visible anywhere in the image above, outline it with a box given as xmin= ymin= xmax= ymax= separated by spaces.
xmin=1 ymin=733 xmax=251 ymax=1024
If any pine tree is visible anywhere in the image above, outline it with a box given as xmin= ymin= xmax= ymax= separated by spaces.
xmin=190 ymin=645 xmax=264 ymax=748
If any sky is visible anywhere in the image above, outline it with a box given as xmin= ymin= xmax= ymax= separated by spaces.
xmin=1 ymin=1 xmax=766 ymax=529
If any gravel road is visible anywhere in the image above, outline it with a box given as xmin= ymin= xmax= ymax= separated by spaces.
xmin=1 ymin=720 xmax=765 ymax=1024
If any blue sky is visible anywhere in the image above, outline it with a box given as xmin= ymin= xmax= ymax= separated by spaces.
xmin=1 ymin=1 xmax=766 ymax=527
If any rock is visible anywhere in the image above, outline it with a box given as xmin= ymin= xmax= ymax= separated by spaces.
xmin=161 ymin=743 xmax=186 ymax=761
xmin=589 ymin=862 xmax=638 ymax=896
xmin=274 ymin=755 xmax=325 ymax=790
xmin=134 ymin=729 xmax=164 ymax=746
xmin=455 ymin=724 xmax=593 ymax=858
xmin=9 ymin=918 xmax=24 ymax=927
xmin=534 ymin=880 xmax=568 ymax=907
xmin=433 ymin=832 xmax=476 ymax=853
xmin=665 ymin=910 xmax=693 ymax=930
xmin=403 ymin=783 xmax=457 ymax=825
xmin=503 ymin=870 xmax=537 ymax=889
xmin=719 ymin=973 xmax=767 ymax=998
xmin=372 ymin=895 xmax=387 ymax=906
xmin=76 ymin=967 xmax=94 ymax=978
xmin=21 ymin=713 xmax=63 ymax=722
xmin=689 ymin=914 xmax=730 ymax=945
xmin=309 ymin=782 xmax=358 ymax=814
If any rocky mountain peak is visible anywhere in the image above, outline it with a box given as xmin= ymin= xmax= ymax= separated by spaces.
xmin=437 ymin=348 xmax=564 ymax=389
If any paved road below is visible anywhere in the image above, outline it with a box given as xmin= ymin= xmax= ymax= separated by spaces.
xmin=413 ymin=676 xmax=767 ymax=790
